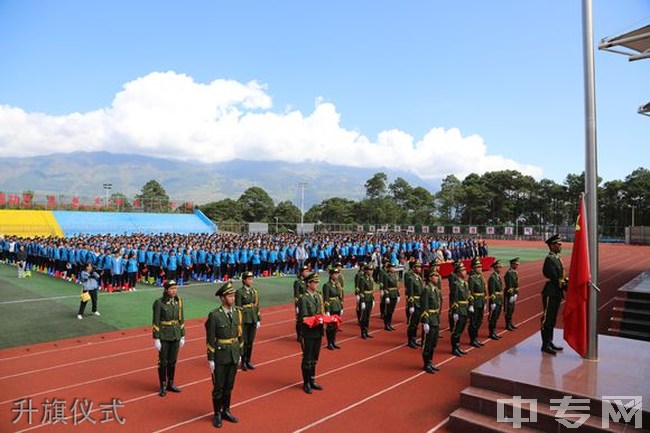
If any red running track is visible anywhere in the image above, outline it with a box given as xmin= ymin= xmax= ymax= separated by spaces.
xmin=1 ymin=242 xmax=649 ymax=433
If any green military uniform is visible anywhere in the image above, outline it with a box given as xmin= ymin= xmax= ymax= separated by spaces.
xmin=450 ymin=263 xmax=470 ymax=356
xmin=294 ymin=265 xmax=308 ymax=341
xmin=152 ymin=280 xmax=185 ymax=396
xmin=403 ymin=260 xmax=415 ymax=322
xmin=299 ymin=273 xmax=325 ymax=394
xmin=206 ymin=282 xmax=242 ymax=427
xmin=487 ymin=261 xmax=504 ymax=340
xmin=504 ymin=258 xmax=520 ymax=330
xmin=541 ymin=235 xmax=567 ymax=354
xmin=322 ymin=268 xmax=344 ymax=349
xmin=406 ymin=262 xmax=424 ymax=348
xmin=236 ymin=272 xmax=261 ymax=370
xmin=467 ymin=258 xmax=487 ymax=347
xmin=356 ymin=264 xmax=375 ymax=339
xmin=377 ymin=262 xmax=388 ymax=319
xmin=420 ymin=278 xmax=442 ymax=373
xmin=447 ymin=269 xmax=459 ymax=332
xmin=354 ymin=266 xmax=364 ymax=324
xmin=380 ymin=263 xmax=400 ymax=330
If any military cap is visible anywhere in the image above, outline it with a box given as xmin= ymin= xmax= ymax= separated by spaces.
xmin=328 ymin=266 xmax=340 ymax=274
xmin=454 ymin=262 xmax=466 ymax=273
xmin=163 ymin=280 xmax=178 ymax=290
xmin=215 ymin=281 xmax=235 ymax=297
xmin=335 ymin=261 xmax=343 ymax=267
xmin=491 ymin=259 xmax=502 ymax=269
xmin=386 ymin=262 xmax=396 ymax=268
xmin=430 ymin=258 xmax=441 ymax=267
xmin=545 ymin=234 xmax=562 ymax=245
xmin=362 ymin=263 xmax=373 ymax=270
xmin=305 ymin=272 xmax=320 ymax=283
xmin=412 ymin=261 xmax=422 ymax=267
xmin=299 ymin=264 xmax=310 ymax=273
xmin=510 ymin=257 xmax=520 ymax=265
xmin=471 ymin=257 xmax=482 ymax=268
xmin=242 ymin=271 xmax=254 ymax=279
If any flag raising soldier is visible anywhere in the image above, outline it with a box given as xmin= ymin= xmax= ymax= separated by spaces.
xmin=322 ymin=266 xmax=344 ymax=350
xmin=447 ymin=260 xmax=460 ymax=332
xmin=298 ymin=272 xmax=325 ymax=394
xmin=152 ymin=280 xmax=185 ymax=397
xmin=293 ymin=265 xmax=310 ymax=341
xmin=380 ymin=262 xmax=400 ymax=331
xmin=405 ymin=261 xmax=424 ymax=348
xmin=377 ymin=258 xmax=388 ymax=320
xmin=206 ymin=282 xmax=242 ymax=428
xmin=235 ymin=271 xmax=261 ymax=371
xmin=541 ymin=234 xmax=568 ymax=355
xmin=467 ymin=257 xmax=487 ymax=348
xmin=403 ymin=256 xmax=416 ymax=322
xmin=420 ymin=268 xmax=443 ymax=373
xmin=487 ymin=260 xmax=504 ymax=340
xmin=354 ymin=263 xmax=365 ymax=324
xmin=450 ymin=262 xmax=470 ymax=357
xmin=504 ymin=257 xmax=520 ymax=331
xmin=429 ymin=259 xmax=444 ymax=338
xmin=357 ymin=263 xmax=376 ymax=339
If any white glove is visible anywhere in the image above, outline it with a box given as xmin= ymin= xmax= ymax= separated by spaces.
xmin=326 ymin=311 xmax=331 ymax=316
xmin=384 ymin=297 xmax=390 ymax=304
xmin=453 ymin=313 xmax=459 ymax=322
xmin=409 ymin=306 xmax=415 ymax=314
xmin=514 ymin=294 xmax=518 ymax=302
xmin=397 ymin=297 xmax=400 ymax=304
xmin=360 ymin=302 xmax=366 ymax=310
xmin=154 ymin=339 xmax=161 ymax=351
xmin=490 ymin=304 xmax=496 ymax=312
xmin=208 ymin=360 xmax=215 ymax=372
xmin=469 ymin=305 xmax=475 ymax=313
xmin=296 ymin=306 xmax=300 ymax=314
xmin=509 ymin=296 xmax=515 ymax=304
xmin=256 ymin=321 xmax=261 ymax=329
xmin=179 ymin=337 xmax=185 ymax=348
xmin=355 ymin=295 xmax=360 ymax=303
xmin=423 ymin=323 xmax=430 ymax=334
xmin=340 ymin=309 xmax=343 ymax=317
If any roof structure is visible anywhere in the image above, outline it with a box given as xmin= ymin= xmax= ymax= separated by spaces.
xmin=599 ymin=24 xmax=650 ymax=116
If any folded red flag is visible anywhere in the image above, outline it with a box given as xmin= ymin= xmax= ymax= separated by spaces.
xmin=302 ymin=314 xmax=342 ymax=329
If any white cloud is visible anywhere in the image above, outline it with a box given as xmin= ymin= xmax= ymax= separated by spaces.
xmin=0 ymin=71 xmax=542 ymax=180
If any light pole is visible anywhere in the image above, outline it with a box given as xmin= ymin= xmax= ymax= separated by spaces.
xmin=102 ymin=183 xmax=112 ymax=208
xmin=631 ymin=205 xmax=636 ymax=227
xmin=274 ymin=217 xmax=279 ymax=233
xmin=298 ymin=182 xmax=308 ymax=235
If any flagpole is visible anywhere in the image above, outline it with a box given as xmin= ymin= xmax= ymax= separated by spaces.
xmin=582 ymin=0 xmax=599 ymax=360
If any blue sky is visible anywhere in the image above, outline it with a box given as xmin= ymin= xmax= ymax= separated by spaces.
xmin=0 ymin=0 xmax=648 ymax=185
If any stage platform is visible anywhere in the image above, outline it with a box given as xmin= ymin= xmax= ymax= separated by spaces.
xmin=449 ymin=332 xmax=650 ymax=432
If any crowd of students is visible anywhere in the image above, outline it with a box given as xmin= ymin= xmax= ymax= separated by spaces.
xmin=0 ymin=232 xmax=488 ymax=290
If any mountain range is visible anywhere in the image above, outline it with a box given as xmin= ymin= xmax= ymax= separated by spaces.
xmin=0 ymin=152 xmax=440 ymax=207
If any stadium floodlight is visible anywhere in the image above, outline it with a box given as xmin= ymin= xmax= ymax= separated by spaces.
xmin=298 ymin=182 xmax=308 ymax=235
xmin=102 ymin=183 xmax=113 ymax=208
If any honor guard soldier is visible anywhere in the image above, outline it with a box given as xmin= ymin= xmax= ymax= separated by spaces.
xmin=487 ymin=260 xmax=503 ymax=340
xmin=450 ymin=262 xmax=470 ymax=357
xmin=504 ymin=257 xmax=520 ymax=330
xmin=294 ymin=265 xmax=310 ymax=341
xmin=236 ymin=271 xmax=261 ymax=370
xmin=298 ymin=272 xmax=325 ymax=394
xmin=406 ymin=261 xmax=424 ymax=348
xmin=429 ymin=259 xmax=444 ymax=338
xmin=378 ymin=259 xmax=389 ymax=320
xmin=420 ymin=269 xmax=443 ymax=373
xmin=356 ymin=263 xmax=376 ymax=339
xmin=354 ymin=264 xmax=365 ymax=324
xmin=380 ymin=262 xmax=400 ymax=331
xmin=467 ymin=257 xmax=487 ymax=348
xmin=206 ymin=282 xmax=242 ymax=428
xmin=403 ymin=257 xmax=416 ymax=322
xmin=322 ymin=266 xmax=344 ymax=349
xmin=541 ymin=235 xmax=567 ymax=355
xmin=152 ymin=280 xmax=185 ymax=397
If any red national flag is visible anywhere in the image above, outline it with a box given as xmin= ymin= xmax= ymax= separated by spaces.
xmin=0 ymin=192 xmax=5 ymax=205
xmin=72 ymin=196 xmax=80 ymax=207
xmin=563 ymin=194 xmax=590 ymax=357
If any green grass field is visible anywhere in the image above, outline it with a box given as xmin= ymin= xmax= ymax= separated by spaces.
xmin=0 ymin=245 xmax=564 ymax=349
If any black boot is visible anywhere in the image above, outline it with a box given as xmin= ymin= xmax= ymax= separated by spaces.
xmin=360 ymin=328 xmax=367 ymax=339
xmin=302 ymin=367 xmax=312 ymax=394
xmin=221 ymin=395 xmax=239 ymax=423
xmin=451 ymin=337 xmax=463 ymax=357
xmin=331 ymin=332 xmax=341 ymax=349
xmin=541 ymin=344 xmax=557 ymax=355
xmin=309 ymin=366 xmax=323 ymax=391
xmin=158 ymin=365 xmax=167 ymax=396
xmin=326 ymin=330 xmax=335 ymax=350
xmin=212 ymin=398 xmax=222 ymax=428
xmin=549 ymin=342 xmax=564 ymax=351
xmin=364 ymin=328 xmax=374 ymax=338
xmin=470 ymin=339 xmax=482 ymax=348
xmin=166 ymin=365 xmax=181 ymax=392
xmin=407 ymin=337 xmax=418 ymax=349
xmin=246 ymin=347 xmax=256 ymax=369
xmin=489 ymin=330 xmax=500 ymax=340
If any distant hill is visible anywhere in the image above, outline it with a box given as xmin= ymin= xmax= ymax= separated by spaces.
xmin=0 ymin=152 xmax=440 ymax=207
